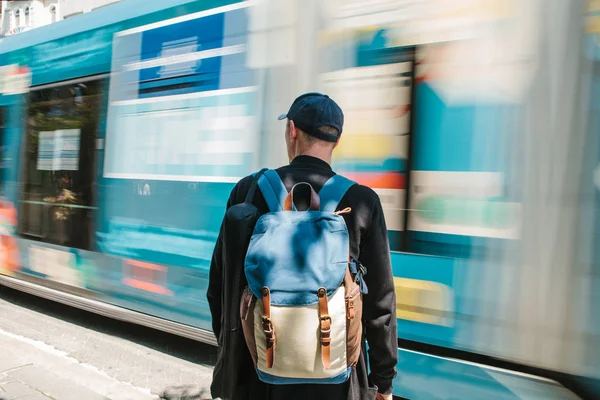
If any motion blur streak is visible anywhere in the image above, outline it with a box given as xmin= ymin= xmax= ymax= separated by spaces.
xmin=0 ymin=0 xmax=597 ymax=398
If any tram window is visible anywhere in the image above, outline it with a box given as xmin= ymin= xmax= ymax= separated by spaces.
xmin=18 ymin=80 xmax=103 ymax=250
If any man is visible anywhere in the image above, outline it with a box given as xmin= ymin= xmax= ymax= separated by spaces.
xmin=207 ymin=93 xmax=398 ymax=400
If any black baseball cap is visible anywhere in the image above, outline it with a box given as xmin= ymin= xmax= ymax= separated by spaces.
xmin=277 ymin=92 xmax=343 ymax=143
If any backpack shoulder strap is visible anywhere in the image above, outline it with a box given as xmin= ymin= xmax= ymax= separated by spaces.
xmin=257 ymin=169 xmax=288 ymax=212
xmin=244 ymin=168 xmax=268 ymax=204
xmin=251 ymin=168 xmax=268 ymax=178
xmin=319 ymin=174 xmax=356 ymax=213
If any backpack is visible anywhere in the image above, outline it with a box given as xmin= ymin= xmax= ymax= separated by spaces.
xmin=240 ymin=169 xmax=368 ymax=385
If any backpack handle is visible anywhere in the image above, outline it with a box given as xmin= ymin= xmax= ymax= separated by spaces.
xmin=283 ymin=182 xmax=320 ymax=211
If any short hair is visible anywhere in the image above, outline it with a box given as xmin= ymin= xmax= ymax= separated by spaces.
xmin=298 ymin=125 xmax=339 ymax=146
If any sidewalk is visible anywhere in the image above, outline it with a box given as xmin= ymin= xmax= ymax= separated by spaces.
xmin=0 ymin=328 xmax=158 ymax=400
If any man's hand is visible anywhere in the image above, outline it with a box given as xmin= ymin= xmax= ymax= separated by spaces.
xmin=376 ymin=393 xmax=392 ymax=400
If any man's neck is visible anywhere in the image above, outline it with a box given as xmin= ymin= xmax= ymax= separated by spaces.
xmin=294 ymin=149 xmax=332 ymax=165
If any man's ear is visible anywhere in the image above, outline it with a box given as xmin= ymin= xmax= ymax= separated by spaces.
xmin=333 ymin=137 xmax=341 ymax=150
xmin=288 ymin=119 xmax=298 ymax=142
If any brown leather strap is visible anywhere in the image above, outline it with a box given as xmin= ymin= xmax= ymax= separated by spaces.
xmin=261 ymin=287 xmax=275 ymax=368
xmin=284 ymin=182 xmax=320 ymax=211
xmin=317 ymin=287 xmax=331 ymax=369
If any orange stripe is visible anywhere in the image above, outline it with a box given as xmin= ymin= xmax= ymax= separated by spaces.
xmin=0 ymin=202 xmax=17 ymax=225
xmin=343 ymin=172 xmax=406 ymax=190
xmin=126 ymin=259 xmax=166 ymax=271
xmin=122 ymin=278 xmax=173 ymax=296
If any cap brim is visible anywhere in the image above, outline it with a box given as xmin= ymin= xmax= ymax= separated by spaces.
xmin=277 ymin=113 xmax=288 ymax=120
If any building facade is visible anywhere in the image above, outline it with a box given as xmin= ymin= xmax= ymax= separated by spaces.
xmin=0 ymin=0 xmax=121 ymax=37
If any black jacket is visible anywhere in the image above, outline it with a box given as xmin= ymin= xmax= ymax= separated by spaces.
xmin=207 ymin=155 xmax=398 ymax=400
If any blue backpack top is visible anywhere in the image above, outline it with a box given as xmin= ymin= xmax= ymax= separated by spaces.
xmin=239 ymin=169 xmax=367 ymax=385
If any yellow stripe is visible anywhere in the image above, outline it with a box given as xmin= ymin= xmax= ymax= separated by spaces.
xmin=589 ymin=0 xmax=600 ymax=13
xmin=587 ymin=15 xmax=600 ymax=33
xmin=334 ymin=135 xmax=405 ymax=160
xmin=394 ymin=277 xmax=453 ymax=326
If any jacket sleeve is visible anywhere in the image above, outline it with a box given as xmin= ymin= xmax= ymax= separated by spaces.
xmin=359 ymin=193 xmax=398 ymax=395
xmin=206 ymin=185 xmax=238 ymax=340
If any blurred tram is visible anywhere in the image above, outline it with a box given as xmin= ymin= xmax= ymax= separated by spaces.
xmin=0 ymin=0 xmax=598 ymax=398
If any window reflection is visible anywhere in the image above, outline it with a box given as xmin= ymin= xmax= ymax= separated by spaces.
xmin=19 ymin=80 xmax=104 ymax=250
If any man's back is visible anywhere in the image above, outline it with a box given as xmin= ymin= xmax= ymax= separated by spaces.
xmin=222 ymin=155 xmax=398 ymax=399
xmin=208 ymin=92 xmax=397 ymax=400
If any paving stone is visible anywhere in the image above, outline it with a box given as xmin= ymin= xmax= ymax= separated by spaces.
xmin=8 ymin=366 xmax=109 ymax=400
xmin=0 ymin=381 xmax=44 ymax=400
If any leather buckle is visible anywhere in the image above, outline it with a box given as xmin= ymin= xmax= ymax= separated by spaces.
xmin=347 ymin=298 xmax=355 ymax=319
xmin=319 ymin=315 xmax=332 ymax=336
xmin=262 ymin=317 xmax=274 ymax=335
